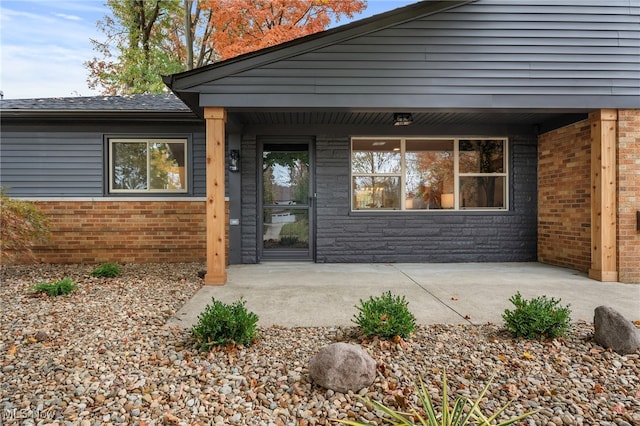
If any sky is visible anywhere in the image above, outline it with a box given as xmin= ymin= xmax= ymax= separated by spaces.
xmin=0 ymin=0 xmax=417 ymax=100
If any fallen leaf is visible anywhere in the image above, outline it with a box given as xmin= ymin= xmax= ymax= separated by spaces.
xmin=7 ymin=345 xmax=17 ymax=355
xmin=451 ymin=296 xmax=459 ymax=301
xmin=164 ymin=409 xmax=181 ymax=423
xmin=27 ymin=337 xmax=37 ymax=344
xmin=522 ymin=352 xmax=534 ymax=360
xmin=380 ymin=314 xmax=389 ymax=322
xmin=594 ymin=383 xmax=604 ymax=393
xmin=633 ymin=320 xmax=640 ymax=326
xmin=464 ymin=315 xmax=471 ymax=320
xmin=498 ymin=354 xmax=507 ymax=363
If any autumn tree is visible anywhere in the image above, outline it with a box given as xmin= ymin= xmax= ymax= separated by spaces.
xmin=204 ymin=0 xmax=366 ymax=60
xmin=87 ymin=0 xmax=366 ymax=95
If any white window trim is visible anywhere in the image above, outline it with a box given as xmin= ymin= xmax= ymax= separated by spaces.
xmin=109 ymin=138 xmax=188 ymax=194
xmin=350 ymin=137 xmax=509 ymax=212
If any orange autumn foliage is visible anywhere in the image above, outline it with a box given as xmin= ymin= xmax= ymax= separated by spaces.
xmin=202 ymin=0 xmax=366 ymax=60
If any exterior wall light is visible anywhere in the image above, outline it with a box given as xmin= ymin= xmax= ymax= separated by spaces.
xmin=228 ymin=149 xmax=240 ymax=172
xmin=393 ymin=112 xmax=413 ymax=126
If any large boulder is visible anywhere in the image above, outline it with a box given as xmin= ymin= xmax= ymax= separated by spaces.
xmin=593 ymin=306 xmax=640 ymax=355
xmin=309 ymin=343 xmax=376 ymax=393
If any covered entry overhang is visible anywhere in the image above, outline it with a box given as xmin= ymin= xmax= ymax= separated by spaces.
xmin=164 ymin=0 xmax=639 ymax=284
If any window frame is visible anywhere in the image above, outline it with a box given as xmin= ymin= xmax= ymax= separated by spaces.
xmin=350 ymin=137 xmax=509 ymax=212
xmin=107 ymin=137 xmax=189 ymax=194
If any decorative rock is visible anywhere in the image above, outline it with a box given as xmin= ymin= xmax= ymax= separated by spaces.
xmin=308 ymin=343 xmax=376 ymax=393
xmin=593 ymin=306 xmax=640 ymax=355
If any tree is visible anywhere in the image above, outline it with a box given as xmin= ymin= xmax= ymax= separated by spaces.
xmin=86 ymin=0 xmax=185 ymax=95
xmin=86 ymin=0 xmax=366 ymax=94
xmin=203 ymin=0 xmax=366 ymax=60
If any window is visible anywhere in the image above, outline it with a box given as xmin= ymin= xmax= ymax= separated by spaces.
xmin=351 ymin=138 xmax=507 ymax=211
xmin=109 ymin=139 xmax=187 ymax=193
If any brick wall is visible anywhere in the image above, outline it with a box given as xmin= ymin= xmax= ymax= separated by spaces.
xmin=538 ymin=120 xmax=592 ymax=272
xmin=617 ymin=110 xmax=640 ymax=283
xmin=19 ymin=200 xmax=210 ymax=264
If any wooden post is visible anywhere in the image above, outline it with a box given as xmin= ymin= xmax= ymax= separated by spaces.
xmin=589 ymin=109 xmax=618 ymax=282
xmin=204 ymin=107 xmax=227 ymax=285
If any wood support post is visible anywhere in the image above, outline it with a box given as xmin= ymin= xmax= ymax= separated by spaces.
xmin=589 ymin=109 xmax=618 ymax=282
xmin=204 ymin=107 xmax=227 ymax=285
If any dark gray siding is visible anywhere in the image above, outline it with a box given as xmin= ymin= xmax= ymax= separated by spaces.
xmin=197 ymin=1 xmax=639 ymax=109
xmin=240 ymin=135 xmax=259 ymax=263
xmin=313 ymin=134 xmax=538 ymax=263
xmin=1 ymin=132 xmax=104 ymax=197
xmin=0 ymin=122 xmax=206 ymax=197
xmin=239 ymin=130 xmax=538 ymax=264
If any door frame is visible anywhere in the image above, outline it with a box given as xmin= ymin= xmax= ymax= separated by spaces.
xmin=257 ymin=137 xmax=316 ymax=262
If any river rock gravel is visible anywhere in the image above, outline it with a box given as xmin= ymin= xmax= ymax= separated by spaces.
xmin=1 ymin=263 xmax=638 ymax=426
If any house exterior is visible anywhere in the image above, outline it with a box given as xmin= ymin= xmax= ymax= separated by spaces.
xmin=1 ymin=0 xmax=638 ymax=284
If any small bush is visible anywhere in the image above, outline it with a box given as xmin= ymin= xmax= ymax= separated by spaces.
xmin=0 ymin=188 xmax=49 ymax=263
xmin=191 ymin=298 xmax=259 ymax=351
xmin=32 ymin=278 xmax=77 ymax=297
xmin=353 ymin=291 xmax=416 ymax=339
xmin=502 ymin=291 xmax=571 ymax=340
xmin=91 ymin=263 xmax=121 ymax=278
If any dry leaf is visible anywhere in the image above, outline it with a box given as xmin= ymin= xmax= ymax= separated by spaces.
xmin=27 ymin=337 xmax=37 ymax=344
xmin=451 ymin=296 xmax=459 ymax=301
xmin=164 ymin=409 xmax=181 ymax=423
xmin=522 ymin=352 xmax=534 ymax=360
xmin=380 ymin=314 xmax=389 ymax=322
xmin=464 ymin=315 xmax=471 ymax=320
xmin=633 ymin=320 xmax=640 ymax=326
xmin=498 ymin=354 xmax=507 ymax=363
xmin=7 ymin=345 xmax=17 ymax=355
xmin=594 ymin=383 xmax=604 ymax=393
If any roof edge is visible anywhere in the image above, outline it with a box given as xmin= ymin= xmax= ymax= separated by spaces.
xmin=164 ymin=0 xmax=475 ymax=92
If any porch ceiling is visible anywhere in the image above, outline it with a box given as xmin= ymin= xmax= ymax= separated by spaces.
xmin=227 ymin=110 xmax=588 ymax=134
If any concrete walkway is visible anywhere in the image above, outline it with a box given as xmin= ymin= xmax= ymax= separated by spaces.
xmin=168 ymin=262 xmax=640 ymax=329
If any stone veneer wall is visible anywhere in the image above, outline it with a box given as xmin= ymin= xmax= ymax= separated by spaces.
xmin=617 ymin=110 xmax=640 ymax=283
xmin=17 ymin=200 xmax=219 ymax=265
xmin=538 ymin=119 xmax=592 ymax=273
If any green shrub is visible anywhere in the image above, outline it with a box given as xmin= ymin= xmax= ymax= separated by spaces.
xmin=91 ymin=263 xmax=121 ymax=278
xmin=336 ymin=371 xmax=537 ymax=426
xmin=191 ymin=298 xmax=259 ymax=351
xmin=353 ymin=291 xmax=416 ymax=339
xmin=502 ymin=291 xmax=571 ymax=340
xmin=32 ymin=278 xmax=77 ymax=297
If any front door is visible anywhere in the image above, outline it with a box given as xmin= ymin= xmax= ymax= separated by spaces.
xmin=259 ymin=140 xmax=314 ymax=261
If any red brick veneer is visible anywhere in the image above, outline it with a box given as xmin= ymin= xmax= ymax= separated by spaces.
xmin=617 ymin=110 xmax=640 ymax=283
xmin=538 ymin=119 xmax=592 ymax=273
xmin=24 ymin=200 xmax=212 ymax=264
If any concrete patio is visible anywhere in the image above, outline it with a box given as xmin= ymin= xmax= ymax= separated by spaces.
xmin=169 ymin=262 xmax=640 ymax=329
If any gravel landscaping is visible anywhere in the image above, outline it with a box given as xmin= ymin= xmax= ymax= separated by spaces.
xmin=1 ymin=263 xmax=638 ymax=426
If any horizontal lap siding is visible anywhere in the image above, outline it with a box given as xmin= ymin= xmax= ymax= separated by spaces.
xmin=0 ymin=126 xmax=207 ymax=197
xmin=1 ymin=132 xmax=103 ymax=196
xmin=198 ymin=2 xmax=639 ymax=108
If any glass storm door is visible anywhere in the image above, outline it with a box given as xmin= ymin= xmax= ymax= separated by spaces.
xmin=260 ymin=142 xmax=314 ymax=260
